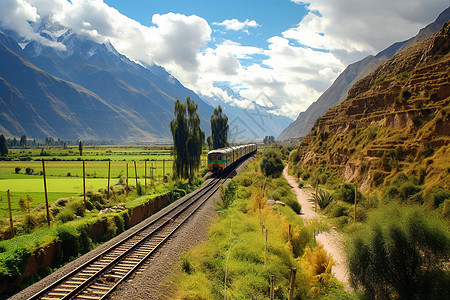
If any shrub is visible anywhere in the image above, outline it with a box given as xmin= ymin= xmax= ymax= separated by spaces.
xmin=218 ymin=180 xmax=238 ymax=210
xmin=347 ymin=205 xmax=450 ymax=299
xmin=25 ymin=167 xmax=33 ymax=175
xmin=310 ymin=189 xmax=333 ymax=210
xmin=425 ymin=188 xmax=450 ymax=208
xmin=55 ymin=210 xmax=75 ymax=223
xmin=260 ymin=149 xmax=284 ymax=178
xmin=136 ymin=182 xmax=144 ymax=196
xmin=15 ymin=167 xmax=21 ymax=174
xmin=56 ymin=226 xmax=80 ymax=261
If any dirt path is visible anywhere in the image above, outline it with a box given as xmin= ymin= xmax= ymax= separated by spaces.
xmin=283 ymin=167 xmax=351 ymax=290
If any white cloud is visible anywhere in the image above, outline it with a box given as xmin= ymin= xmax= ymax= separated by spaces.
xmin=0 ymin=0 xmax=65 ymax=49
xmin=289 ymin=0 xmax=450 ymax=64
xmin=2 ymin=0 xmax=448 ymax=120
xmin=213 ymin=18 xmax=259 ymax=32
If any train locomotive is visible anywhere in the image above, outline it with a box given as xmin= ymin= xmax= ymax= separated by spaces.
xmin=207 ymin=144 xmax=257 ymax=173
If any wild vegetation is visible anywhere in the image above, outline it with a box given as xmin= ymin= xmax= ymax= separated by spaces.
xmin=0 ymin=144 xmax=208 ymax=296
xmin=172 ymin=150 xmax=352 ymax=299
xmin=286 ymin=22 xmax=450 ymax=299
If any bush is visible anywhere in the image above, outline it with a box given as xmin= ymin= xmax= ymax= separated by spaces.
xmin=56 ymin=226 xmax=80 ymax=261
xmin=347 ymin=205 xmax=450 ymax=299
xmin=15 ymin=167 xmax=21 ymax=174
xmin=25 ymin=167 xmax=33 ymax=175
xmin=136 ymin=182 xmax=144 ymax=196
xmin=260 ymin=149 xmax=284 ymax=178
xmin=310 ymin=189 xmax=333 ymax=209
xmin=425 ymin=188 xmax=450 ymax=208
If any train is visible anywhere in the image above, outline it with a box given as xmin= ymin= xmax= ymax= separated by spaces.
xmin=207 ymin=144 xmax=257 ymax=173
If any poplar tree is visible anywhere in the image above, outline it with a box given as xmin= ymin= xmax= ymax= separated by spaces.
xmin=170 ymin=97 xmax=204 ymax=181
xmin=211 ymin=105 xmax=229 ymax=149
xmin=0 ymin=134 xmax=8 ymax=156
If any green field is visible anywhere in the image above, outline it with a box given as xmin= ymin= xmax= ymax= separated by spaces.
xmin=0 ymin=146 xmax=208 ymax=216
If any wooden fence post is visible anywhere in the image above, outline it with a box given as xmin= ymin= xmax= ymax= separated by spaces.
xmin=270 ymin=275 xmax=275 ymax=300
xmin=315 ymin=183 xmax=318 ymax=212
xmin=7 ymin=190 xmax=14 ymax=238
xmin=107 ymin=161 xmax=111 ymax=199
xmin=42 ymin=159 xmax=51 ymax=226
xmin=83 ymin=160 xmax=86 ymax=210
xmin=126 ymin=163 xmax=129 ymax=195
xmin=288 ymin=268 xmax=297 ymax=300
xmin=288 ymin=224 xmax=291 ymax=243
xmin=264 ymin=228 xmax=268 ymax=266
xmin=144 ymin=160 xmax=147 ymax=188
xmin=134 ymin=160 xmax=138 ymax=188
xmin=163 ymin=159 xmax=165 ymax=178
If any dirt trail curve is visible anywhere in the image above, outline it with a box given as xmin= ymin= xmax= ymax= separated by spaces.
xmin=283 ymin=167 xmax=351 ymax=290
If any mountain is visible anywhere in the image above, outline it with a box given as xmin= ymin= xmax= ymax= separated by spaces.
xmin=201 ymin=83 xmax=293 ymax=142
xmin=293 ymin=20 xmax=450 ymax=193
xmin=278 ymin=7 xmax=450 ymax=141
xmin=0 ymin=20 xmax=213 ymax=143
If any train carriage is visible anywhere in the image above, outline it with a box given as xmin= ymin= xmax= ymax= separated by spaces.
xmin=208 ymin=143 xmax=257 ymax=174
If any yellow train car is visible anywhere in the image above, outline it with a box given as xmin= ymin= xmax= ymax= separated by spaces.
xmin=208 ymin=144 xmax=257 ymax=174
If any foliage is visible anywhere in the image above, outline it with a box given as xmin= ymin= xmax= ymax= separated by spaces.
xmin=347 ymin=205 xmax=450 ymax=299
xmin=0 ymin=134 xmax=8 ymax=156
xmin=260 ymin=149 xmax=284 ymax=178
xmin=263 ymin=135 xmax=275 ymax=145
xmin=170 ymin=97 xmax=205 ymax=182
xmin=218 ymin=179 xmax=238 ymax=210
xmin=267 ymin=178 xmax=301 ymax=214
xmin=310 ymin=189 xmax=334 ymax=210
xmin=173 ymin=159 xmax=345 ymax=299
xmin=210 ymin=105 xmax=228 ymax=149
xmin=78 ymin=141 xmax=83 ymax=156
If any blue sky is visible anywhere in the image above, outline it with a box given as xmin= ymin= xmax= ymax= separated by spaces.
xmin=1 ymin=0 xmax=449 ymax=118
xmin=104 ymin=0 xmax=309 ymax=48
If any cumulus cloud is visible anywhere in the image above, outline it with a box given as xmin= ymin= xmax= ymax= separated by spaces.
xmin=0 ymin=0 xmax=65 ymax=49
xmin=213 ymin=18 xmax=259 ymax=32
xmin=2 ymin=0 xmax=448 ymax=120
xmin=288 ymin=0 xmax=450 ymax=64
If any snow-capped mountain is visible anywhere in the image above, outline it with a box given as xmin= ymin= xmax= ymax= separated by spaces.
xmin=0 ymin=18 xmax=214 ymax=143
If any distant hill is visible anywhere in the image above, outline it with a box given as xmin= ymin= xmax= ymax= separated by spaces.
xmin=278 ymin=7 xmax=450 ymax=141
xmin=294 ymin=20 xmax=450 ymax=192
xmin=0 ymin=19 xmax=213 ymax=143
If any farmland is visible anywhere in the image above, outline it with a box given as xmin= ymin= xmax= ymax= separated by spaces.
xmin=0 ymin=146 xmax=208 ymax=217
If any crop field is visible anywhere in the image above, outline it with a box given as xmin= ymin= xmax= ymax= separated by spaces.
xmin=0 ymin=146 xmax=208 ymax=216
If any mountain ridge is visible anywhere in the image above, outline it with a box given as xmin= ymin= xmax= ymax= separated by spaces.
xmin=293 ymin=20 xmax=450 ymax=193
xmin=278 ymin=7 xmax=450 ymax=140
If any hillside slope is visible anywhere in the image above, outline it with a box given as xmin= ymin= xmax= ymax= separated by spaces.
xmin=278 ymin=7 xmax=450 ymax=140
xmin=294 ymin=21 xmax=450 ymax=193
xmin=0 ymin=22 xmax=213 ymax=143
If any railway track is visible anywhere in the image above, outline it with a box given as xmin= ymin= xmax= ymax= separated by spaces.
xmin=28 ymin=161 xmax=241 ymax=300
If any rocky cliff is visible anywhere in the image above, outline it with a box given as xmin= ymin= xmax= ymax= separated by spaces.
xmin=278 ymin=7 xmax=450 ymax=141
xmin=294 ymin=21 xmax=450 ymax=193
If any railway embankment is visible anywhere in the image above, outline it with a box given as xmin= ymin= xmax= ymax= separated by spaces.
xmin=0 ymin=192 xmax=173 ymax=297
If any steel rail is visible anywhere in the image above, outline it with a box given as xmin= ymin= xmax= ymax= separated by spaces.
xmin=29 ymin=156 xmax=245 ymax=300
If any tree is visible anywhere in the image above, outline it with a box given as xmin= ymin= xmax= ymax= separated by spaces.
xmin=79 ymin=141 xmax=83 ymax=156
xmin=0 ymin=134 xmax=8 ymax=156
xmin=263 ymin=136 xmax=275 ymax=145
xmin=260 ymin=149 xmax=284 ymax=178
xmin=206 ymin=135 xmax=213 ymax=151
xmin=170 ymin=97 xmax=205 ymax=181
xmin=211 ymin=105 xmax=228 ymax=149
xmin=347 ymin=206 xmax=450 ymax=299
xmin=20 ymin=135 xmax=27 ymax=148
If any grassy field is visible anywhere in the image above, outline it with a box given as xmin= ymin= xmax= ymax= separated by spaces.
xmin=0 ymin=146 xmax=208 ymax=217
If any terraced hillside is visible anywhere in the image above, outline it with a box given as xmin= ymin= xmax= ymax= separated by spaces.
xmin=295 ymin=21 xmax=450 ymax=193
